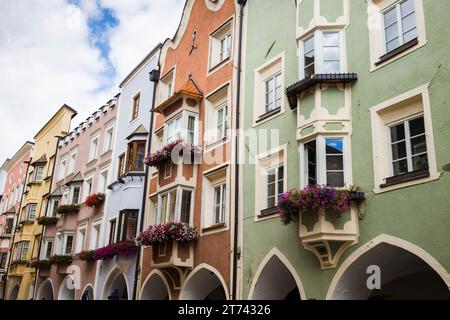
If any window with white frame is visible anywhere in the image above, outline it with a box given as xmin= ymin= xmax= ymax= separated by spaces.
xmin=62 ymin=189 xmax=69 ymax=205
xmin=68 ymin=151 xmax=77 ymax=174
xmin=383 ymin=0 xmax=417 ymax=53
xmin=71 ymin=185 xmax=81 ymax=204
xmin=15 ymin=241 xmax=30 ymax=261
xmin=108 ymin=218 xmax=117 ymax=244
xmin=264 ymin=73 xmax=283 ymax=113
xmin=48 ymin=198 xmax=59 ymax=217
xmin=98 ymin=168 xmax=109 ymax=193
xmin=34 ymin=166 xmax=44 ymax=182
xmin=205 ymin=85 xmax=229 ymax=146
xmin=57 ymin=232 xmax=74 ymax=256
xmin=301 ymin=30 xmax=342 ymax=78
xmin=203 ymin=167 xmax=228 ymax=228
xmin=59 ymin=158 xmax=67 ymax=180
xmin=75 ymin=225 xmax=87 ymax=253
xmin=254 ymin=53 xmax=285 ymax=122
xmin=147 ymin=197 xmax=158 ymax=227
xmin=26 ymin=203 xmax=37 ymax=220
xmin=157 ymin=187 xmax=193 ymax=225
xmin=265 ymin=165 xmax=284 ymax=209
xmin=90 ymin=220 xmax=101 ymax=250
xmin=164 ymin=111 xmax=198 ymax=145
xmin=388 ymin=115 xmax=428 ymax=176
xmin=209 ymin=20 xmax=233 ymax=69
xmin=41 ymin=239 xmax=53 ymax=260
xmin=89 ymin=134 xmax=99 ymax=161
xmin=82 ymin=176 xmax=93 ymax=200
xmin=303 ymin=137 xmax=347 ymax=187
xmin=160 ymin=69 xmax=175 ymax=102
xmin=103 ymin=123 xmax=115 ymax=153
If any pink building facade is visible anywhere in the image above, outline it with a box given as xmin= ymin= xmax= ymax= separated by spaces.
xmin=0 ymin=142 xmax=34 ymax=298
xmin=35 ymin=99 xmax=117 ymax=300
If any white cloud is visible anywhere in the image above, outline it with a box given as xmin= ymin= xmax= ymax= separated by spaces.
xmin=0 ymin=0 xmax=184 ymax=165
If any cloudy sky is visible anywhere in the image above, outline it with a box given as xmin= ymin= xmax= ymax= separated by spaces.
xmin=0 ymin=0 xmax=185 ymax=163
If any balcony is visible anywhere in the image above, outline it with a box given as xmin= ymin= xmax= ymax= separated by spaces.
xmin=279 ymin=186 xmax=365 ymax=269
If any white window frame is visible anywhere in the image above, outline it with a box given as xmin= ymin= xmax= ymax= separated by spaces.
xmin=103 ymin=123 xmax=115 ymax=153
xmin=62 ymin=232 xmax=75 ymax=256
xmin=89 ymin=133 xmax=100 ymax=161
xmin=301 ymin=136 xmax=349 ymax=188
xmin=89 ymin=219 xmax=102 ymax=250
xmin=164 ymin=110 xmax=199 ymax=145
xmin=82 ymin=175 xmax=94 ymax=201
xmin=68 ymin=150 xmax=77 ymax=175
xmin=159 ymin=68 xmax=175 ymax=103
xmin=209 ymin=19 xmax=233 ymax=71
xmin=75 ymin=224 xmax=87 ymax=254
xmin=212 ymin=182 xmax=227 ymax=225
xmin=59 ymin=158 xmax=67 ymax=180
xmin=70 ymin=184 xmax=81 ymax=204
xmin=98 ymin=167 xmax=109 ymax=193
xmin=34 ymin=166 xmax=44 ymax=182
xmin=41 ymin=239 xmax=53 ymax=260
xmin=265 ymin=164 xmax=284 ymax=209
xmin=299 ymin=29 xmax=345 ymax=79
xmin=27 ymin=203 xmax=37 ymax=221
xmin=48 ymin=198 xmax=59 ymax=217
xmin=156 ymin=187 xmax=194 ymax=225
xmin=16 ymin=241 xmax=30 ymax=261
xmin=202 ymin=166 xmax=229 ymax=229
xmin=264 ymin=72 xmax=283 ymax=113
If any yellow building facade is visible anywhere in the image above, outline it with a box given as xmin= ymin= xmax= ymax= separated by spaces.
xmin=6 ymin=105 xmax=76 ymax=300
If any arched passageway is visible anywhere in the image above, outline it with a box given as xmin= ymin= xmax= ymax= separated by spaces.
xmin=102 ymin=268 xmax=129 ymax=300
xmin=180 ymin=265 xmax=228 ymax=300
xmin=140 ymin=271 xmax=170 ymax=300
xmin=58 ymin=276 xmax=75 ymax=300
xmin=37 ymin=279 xmax=54 ymax=300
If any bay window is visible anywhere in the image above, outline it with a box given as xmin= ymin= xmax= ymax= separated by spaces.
xmin=34 ymin=166 xmax=44 ymax=182
xmin=157 ymin=187 xmax=194 ymax=225
xmin=117 ymin=210 xmax=138 ymax=241
xmin=164 ymin=111 xmax=198 ymax=145
xmin=26 ymin=203 xmax=37 ymax=220
xmin=126 ymin=140 xmax=146 ymax=172
xmin=303 ymin=137 xmax=347 ymax=188
xmin=300 ymin=30 xmax=343 ymax=78
xmin=15 ymin=241 xmax=30 ymax=261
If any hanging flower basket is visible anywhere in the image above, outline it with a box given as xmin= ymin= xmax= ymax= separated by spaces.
xmin=49 ymin=255 xmax=73 ymax=266
xmin=37 ymin=216 xmax=59 ymax=226
xmin=93 ymin=240 xmax=138 ymax=261
xmin=56 ymin=204 xmax=81 ymax=215
xmin=78 ymin=250 xmax=96 ymax=262
xmin=84 ymin=193 xmax=106 ymax=207
xmin=278 ymin=185 xmax=354 ymax=225
xmin=144 ymin=140 xmax=202 ymax=168
xmin=136 ymin=222 xmax=199 ymax=247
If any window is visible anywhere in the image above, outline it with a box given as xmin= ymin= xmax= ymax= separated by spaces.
xmin=71 ymin=186 xmax=81 ymax=204
xmin=16 ymin=241 xmax=30 ymax=261
xmin=59 ymin=158 xmax=67 ymax=180
xmin=303 ymin=137 xmax=346 ymax=187
xmin=117 ymin=210 xmax=138 ymax=242
xmin=82 ymin=177 xmax=93 ymax=201
xmin=213 ymin=184 xmax=226 ymax=225
xmin=164 ymin=111 xmax=199 ymax=145
xmin=27 ymin=203 xmax=37 ymax=220
xmin=62 ymin=190 xmax=69 ymax=205
xmin=104 ymin=124 xmax=114 ymax=153
xmin=90 ymin=221 xmax=101 ymax=250
xmin=131 ymin=94 xmax=140 ymax=122
xmin=160 ymin=69 xmax=175 ymax=102
xmin=68 ymin=151 xmax=77 ymax=174
xmin=48 ymin=199 xmax=59 ymax=217
xmin=0 ymin=253 xmax=6 ymax=269
xmin=265 ymin=73 xmax=283 ymax=113
xmin=266 ymin=166 xmax=284 ymax=208
xmin=383 ymin=0 xmax=417 ymax=53
xmin=34 ymin=166 xmax=44 ymax=182
xmin=216 ymin=103 xmax=229 ymax=141
xmin=389 ymin=115 xmax=428 ymax=176
xmin=163 ymin=162 xmax=172 ymax=179
xmin=98 ymin=168 xmax=109 ymax=193
xmin=118 ymin=153 xmax=125 ymax=178
xmin=75 ymin=225 xmax=87 ymax=253
xmin=5 ymin=218 xmax=14 ymax=234
xmin=63 ymin=234 xmax=74 ymax=255
xmin=301 ymin=30 xmax=342 ymax=78
xmin=209 ymin=20 xmax=233 ymax=69
xmin=157 ymin=187 xmax=193 ymax=225
xmin=41 ymin=239 xmax=53 ymax=260
xmin=89 ymin=134 xmax=99 ymax=161
xmin=126 ymin=141 xmax=146 ymax=172
xmin=108 ymin=219 xmax=117 ymax=244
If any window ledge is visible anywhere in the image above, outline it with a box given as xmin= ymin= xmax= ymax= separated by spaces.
xmin=257 ymin=206 xmax=279 ymax=218
xmin=208 ymin=57 xmax=231 ymax=74
xmin=86 ymin=158 xmax=97 ymax=167
xmin=380 ymin=169 xmax=430 ymax=189
xmin=256 ymin=107 xmax=282 ymax=124
xmin=202 ymin=223 xmax=226 ymax=233
xmin=375 ymin=38 xmax=419 ymax=66
xmin=205 ymin=136 xmax=228 ymax=150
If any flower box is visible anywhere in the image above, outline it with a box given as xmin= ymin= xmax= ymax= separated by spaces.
xmin=56 ymin=204 xmax=81 ymax=215
xmin=93 ymin=241 xmax=138 ymax=261
xmin=49 ymin=255 xmax=73 ymax=266
xmin=78 ymin=250 xmax=96 ymax=262
xmin=37 ymin=216 xmax=59 ymax=226
xmin=84 ymin=193 xmax=105 ymax=208
xmin=144 ymin=140 xmax=202 ymax=168
xmin=278 ymin=186 xmax=362 ymax=269
xmin=31 ymin=260 xmax=51 ymax=269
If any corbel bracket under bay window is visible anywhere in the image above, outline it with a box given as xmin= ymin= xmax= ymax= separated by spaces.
xmin=286 ymin=73 xmax=357 ymax=109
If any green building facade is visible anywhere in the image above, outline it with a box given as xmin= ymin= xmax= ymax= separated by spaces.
xmin=240 ymin=0 xmax=450 ymax=300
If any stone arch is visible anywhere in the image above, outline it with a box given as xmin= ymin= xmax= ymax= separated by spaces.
xmin=248 ymin=248 xmax=305 ymax=300
xmin=37 ymin=279 xmax=54 ymax=300
xmin=58 ymin=275 xmax=75 ymax=300
xmin=179 ymin=264 xmax=229 ymax=300
xmin=140 ymin=269 xmax=171 ymax=300
xmin=80 ymin=283 xmax=94 ymax=300
xmin=326 ymin=234 xmax=450 ymax=300
xmin=102 ymin=267 xmax=129 ymax=300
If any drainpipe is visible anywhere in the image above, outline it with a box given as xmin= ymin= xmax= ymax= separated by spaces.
xmin=32 ymin=135 xmax=64 ymax=299
xmin=2 ymin=157 xmax=31 ymax=300
xmin=131 ymin=64 xmax=160 ymax=300
xmin=232 ymin=0 xmax=247 ymax=301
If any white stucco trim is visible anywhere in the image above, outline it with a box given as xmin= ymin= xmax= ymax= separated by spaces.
xmin=326 ymin=234 xmax=450 ymax=299
xmin=247 ymin=247 xmax=306 ymax=300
